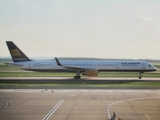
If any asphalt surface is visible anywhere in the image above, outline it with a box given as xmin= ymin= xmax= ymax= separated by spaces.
xmin=0 ymin=77 xmax=160 ymax=119
xmin=0 ymin=77 xmax=160 ymax=89
xmin=1 ymin=77 xmax=160 ymax=80
xmin=0 ymin=89 xmax=160 ymax=120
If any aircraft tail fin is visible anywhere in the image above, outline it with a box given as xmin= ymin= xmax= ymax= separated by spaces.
xmin=6 ymin=41 xmax=31 ymax=62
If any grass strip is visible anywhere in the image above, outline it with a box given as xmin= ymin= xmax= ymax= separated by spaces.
xmin=0 ymin=82 xmax=160 ymax=87
xmin=0 ymin=72 xmax=160 ymax=77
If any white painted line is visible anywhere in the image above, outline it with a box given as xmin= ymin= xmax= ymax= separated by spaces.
xmin=145 ymin=114 xmax=150 ymax=120
xmin=0 ymin=100 xmax=9 ymax=110
xmin=107 ymin=96 xmax=160 ymax=120
xmin=42 ymin=100 xmax=64 ymax=120
xmin=107 ymin=100 xmax=124 ymax=119
xmin=128 ymin=96 xmax=160 ymax=101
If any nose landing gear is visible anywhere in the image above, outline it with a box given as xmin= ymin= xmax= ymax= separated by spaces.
xmin=139 ymin=72 xmax=143 ymax=79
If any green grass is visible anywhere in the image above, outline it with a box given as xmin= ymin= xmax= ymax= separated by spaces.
xmin=0 ymin=72 xmax=160 ymax=77
xmin=0 ymin=82 xmax=160 ymax=87
xmin=0 ymin=72 xmax=75 ymax=77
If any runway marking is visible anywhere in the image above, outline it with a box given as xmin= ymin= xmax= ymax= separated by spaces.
xmin=107 ymin=96 xmax=160 ymax=120
xmin=107 ymin=100 xmax=124 ymax=119
xmin=0 ymin=100 xmax=9 ymax=110
xmin=42 ymin=100 xmax=64 ymax=120
xmin=145 ymin=114 xmax=150 ymax=120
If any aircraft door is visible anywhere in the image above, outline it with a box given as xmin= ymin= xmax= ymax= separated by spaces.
xmin=28 ymin=63 xmax=31 ymax=68
xmin=116 ymin=63 xmax=119 ymax=69
xmin=142 ymin=63 xmax=146 ymax=69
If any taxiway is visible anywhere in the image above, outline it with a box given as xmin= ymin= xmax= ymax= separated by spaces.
xmin=0 ymin=89 xmax=160 ymax=120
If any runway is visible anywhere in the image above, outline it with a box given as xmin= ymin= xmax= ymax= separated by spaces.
xmin=0 ymin=89 xmax=160 ymax=120
xmin=0 ymin=77 xmax=160 ymax=89
xmin=1 ymin=77 xmax=160 ymax=80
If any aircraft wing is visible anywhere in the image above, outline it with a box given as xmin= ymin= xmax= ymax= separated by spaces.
xmin=55 ymin=57 xmax=96 ymax=70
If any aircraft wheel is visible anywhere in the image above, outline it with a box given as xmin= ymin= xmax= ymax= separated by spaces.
xmin=139 ymin=72 xmax=142 ymax=79
xmin=74 ymin=76 xmax=81 ymax=79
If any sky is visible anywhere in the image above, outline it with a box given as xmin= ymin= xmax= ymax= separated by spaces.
xmin=0 ymin=0 xmax=160 ymax=59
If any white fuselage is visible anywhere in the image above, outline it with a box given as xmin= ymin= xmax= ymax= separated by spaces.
xmin=14 ymin=60 xmax=157 ymax=73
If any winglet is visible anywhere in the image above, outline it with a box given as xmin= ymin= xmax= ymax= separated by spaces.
xmin=55 ymin=57 xmax=62 ymax=66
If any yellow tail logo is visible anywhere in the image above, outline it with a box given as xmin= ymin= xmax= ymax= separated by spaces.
xmin=10 ymin=49 xmax=22 ymax=57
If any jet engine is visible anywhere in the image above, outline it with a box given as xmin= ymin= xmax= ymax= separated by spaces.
xmin=82 ymin=70 xmax=98 ymax=77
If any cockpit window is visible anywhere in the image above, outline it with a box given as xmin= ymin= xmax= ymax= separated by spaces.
xmin=149 ymin=64 xmax=151 ymax=67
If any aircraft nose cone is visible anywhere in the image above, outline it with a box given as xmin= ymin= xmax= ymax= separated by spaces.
xmin=154 ymin=67 xmax=157 ymax=71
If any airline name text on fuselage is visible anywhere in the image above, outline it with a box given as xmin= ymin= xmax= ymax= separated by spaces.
xmin=121 ymin=62 xmax=140 ymax=64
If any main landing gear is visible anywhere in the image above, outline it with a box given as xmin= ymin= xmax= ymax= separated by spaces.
xmin=139 ymin=72 xmax=143 ymax=79
xmin=74 ymin=76 xmax=81 ymax=79
xmin=74 ymin=71 xmax=81 ymax=79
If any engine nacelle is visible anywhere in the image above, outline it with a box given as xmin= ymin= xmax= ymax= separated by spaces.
xmin=82 ymin=70 xmax=98 ymax=77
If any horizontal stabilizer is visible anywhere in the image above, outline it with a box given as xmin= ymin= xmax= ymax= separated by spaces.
xmin=4 ymin=62 xmax=23 ymax=67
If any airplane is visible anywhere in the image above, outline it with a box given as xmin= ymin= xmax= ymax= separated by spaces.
xmin=6 ymin=41 xmax=157 ymax=79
